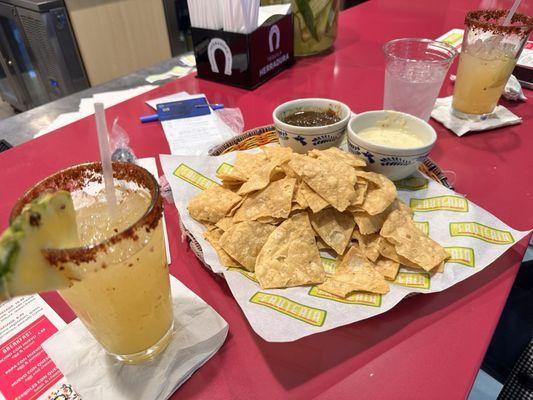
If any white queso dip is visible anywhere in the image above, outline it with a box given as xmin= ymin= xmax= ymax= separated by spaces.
xmin=357 ymin=126 xmax=424 ymax=148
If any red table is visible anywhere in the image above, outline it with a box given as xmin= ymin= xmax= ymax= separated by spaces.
xmin=1 ymin=0 xmax=532 ymax=398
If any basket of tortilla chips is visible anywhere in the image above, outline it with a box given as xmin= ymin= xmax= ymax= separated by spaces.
xmin=161 ymin=131 xmax=529 ymax=341
xmin=181 ymin=125 xmax=452 ymax=277
xmin=186 ymin=144 xmax=449 ymax=296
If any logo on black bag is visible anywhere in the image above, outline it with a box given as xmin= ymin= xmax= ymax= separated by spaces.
xmin=208 ymin=38 xmax=232 ymax=75
xmin=269 ymin=24 xmax=280 ymax=52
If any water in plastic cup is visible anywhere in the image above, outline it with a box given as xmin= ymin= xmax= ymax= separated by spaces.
xmin=383 ymin=38 xmax=458 ymax=121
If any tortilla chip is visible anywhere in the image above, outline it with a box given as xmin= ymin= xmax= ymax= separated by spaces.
xmin=255 ymin=212 xmax=325 ymax=289
xmin=434 ymin=261 xmax=445 ymax=273
xmin=289 ymin=154 xmax=357 ymax=212
xmin=309 ymin=147 xmax=366 ymax=167
xmin=237 ymin=148 xmax=294 ymax=195
xmin=291 ymin=202 xmax=306 ymax=212
xmin=318 ymin=246 xmax=389 ymax=296
xmin=233 ymin=177 xmax=296 ymax=222
xmin=381 ymin=210 xmax=449 ymax=271
xmin=353 ymin=211 xmax=387 ymax=235
xmin=316 ymin=237 xmax=332 ymax=250
xmin=300 ymin=182 xmax=329 ymax=213
xmin=374 ymin=257 xmax=400 ymax=280
xmin=352 ymin=198 xmax=412 ymax=234
xmin=310 ymin=208 xmax=355 ymax=255
xmin=378 ymin=238 xmax=433 ymax=271
xmin=293 ymin=181 xmax=309 ymax=209
xmin=355 ymin=171 xmax=396 ymax=215
xmin=204 ymin=228 xmax=240 ymax=268
xmin=221 ymin=181 xmax=243 ymax=191
xmin=227 ymin=198 xmax=244 ymax=217
xmin=352 ymin=231 xmax=382 ymax=262
xmin=234 ymin=152 xmax=268 ymax=177
xmin=377 ymin=238 xmax=401 ymax=263
xmin=217 ymin=168 xmax=247 ymax=183
xmin=204 ymin=223 xmax=217 ymax=231
xmin=262 ymin=146 xmax=293 ymax=165
xmin=255 ymin=216 xmax=284 ymax=225
xmin=215 ymin=216 xmax=235 ymax=231
xmin=219 ymin=221 xmax=276 ymax=271
xmin=237 ymin=160 xmax=278 ymax=195
xmin=281 ymin=163 xmax=298 ymax=178
xmin=270 ymin=166 xmax=287 ymax=182
xmin=394 ymin=198 xmax=413 ymax=217
xmin=351 ymin=181 xmax=368 ymax=207
xmin=188 ymin=186 xmax=242 ymax=224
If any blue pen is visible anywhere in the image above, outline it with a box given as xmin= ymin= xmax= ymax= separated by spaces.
xmin=140 ymin=103 xmax=224 ymax=123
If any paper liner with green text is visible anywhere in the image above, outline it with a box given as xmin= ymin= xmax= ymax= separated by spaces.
xmin=160 ymin=152 xmax=531 ymax=342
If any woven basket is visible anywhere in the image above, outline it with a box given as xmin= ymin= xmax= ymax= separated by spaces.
xmin=182 ymin=125 xmax=451 ymax=273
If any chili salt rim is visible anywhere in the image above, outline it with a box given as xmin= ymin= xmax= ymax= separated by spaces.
xmin=10 ymin=162 xmax=163 ymax=266
xmin=465 ymin=9 xmax=533 ymax=36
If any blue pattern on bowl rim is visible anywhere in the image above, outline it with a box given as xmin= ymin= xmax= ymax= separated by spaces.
xmin=293 ymin=135 xmax=308 ymax=146
xmin=348 ymin=141 xmax=429 ymax=166
xmin=312 ymin=133 xmax=341 ymax=146
xmin=379 ymin=156 xmax=413 ymax=166
xmin=278 ymin=129 xmax=288 ymax=140
xmin=278 ymin=128 xmax=345 ymax=149
xmin=348 ymin=142 xmax=376 ymax=164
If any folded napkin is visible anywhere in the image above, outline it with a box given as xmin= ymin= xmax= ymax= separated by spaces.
xmin=42 ymin=277 xmax=228 ymax=400
xmin=431 ymin=96 xmax=522 ymax=136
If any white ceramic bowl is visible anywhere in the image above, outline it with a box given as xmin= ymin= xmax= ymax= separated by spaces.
xmin=272 ymin=98 xmax=351 ymax=153
xmin=347 ymin=110 xmax=437 ymax=180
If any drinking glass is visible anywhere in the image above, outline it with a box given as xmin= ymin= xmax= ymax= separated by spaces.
xmin=452 ymin=10 xmax=533 ymax=118
xmin=11 ymin=162 xmax=173 ymax=364
xmin=383 ymin=38 xmax=458 ymax=121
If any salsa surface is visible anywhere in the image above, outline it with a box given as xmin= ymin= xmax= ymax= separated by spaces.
xmin=283 ymin=109 xmax=340 ymax=127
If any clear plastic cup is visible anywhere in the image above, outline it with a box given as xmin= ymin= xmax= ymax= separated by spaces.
xmin=383 ymin=38 xmax=458 ymax=121
xmin=452 ymin=10 xmax=533 ymax=118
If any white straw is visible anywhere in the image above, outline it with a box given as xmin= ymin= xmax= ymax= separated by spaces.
xmin=503 ymin=0 xmax=521 ymax=26
xmin=94 ymin=102 xmax=117 ymax=215
xmin=241 ymin=0 xmax=250 ymax=33
xmin=189 ymin=0 xmax=259 ymax=32
xmin=252 ymin=0 xmax=259 ymax=31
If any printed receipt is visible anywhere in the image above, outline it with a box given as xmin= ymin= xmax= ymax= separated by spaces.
xmin=146 ymin=93 xmax=235 ymax=156
xmin=0 ymin=296 xmax=78 ymax=400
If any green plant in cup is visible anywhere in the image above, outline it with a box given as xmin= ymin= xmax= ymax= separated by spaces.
xmin=261 ymin=0 xmax=340 ymax=56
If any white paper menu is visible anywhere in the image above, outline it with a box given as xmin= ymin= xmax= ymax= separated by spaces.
xmin=0 ymin=295 xmax=79 ymax=400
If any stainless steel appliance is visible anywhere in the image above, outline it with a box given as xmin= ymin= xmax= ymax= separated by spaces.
xmin=0 ymin=0 xmax=88 ymax=111
xmin=163 ymin=0 xmax=193 ymax=57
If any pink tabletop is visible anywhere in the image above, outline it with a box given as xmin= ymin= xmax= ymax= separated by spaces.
xmin=1 ymin=0 xmax=532 ymax=398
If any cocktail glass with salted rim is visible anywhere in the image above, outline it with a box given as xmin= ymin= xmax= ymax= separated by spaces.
xmin=9 ymin=162 xmax=173 ymax=364
xmin=452 ymin=9 xmax=532 ymax=118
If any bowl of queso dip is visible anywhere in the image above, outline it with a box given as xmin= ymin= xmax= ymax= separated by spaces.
xmin=347 ymin=110 xmax=436 ymax=180
xmin=273 ymin=98 xmax=351 ymax=153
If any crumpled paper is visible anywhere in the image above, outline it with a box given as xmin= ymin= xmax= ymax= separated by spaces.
xmin=160 ymin=152 xmax=531 ymax=342
xmin=431 ymin=96 xmax=522 ymax=136
xmin=42 ymin=277 xmax=228 ymax=399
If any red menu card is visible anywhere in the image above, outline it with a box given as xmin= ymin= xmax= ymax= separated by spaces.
xmin=0 ymin=295 xmax=78 ymax=400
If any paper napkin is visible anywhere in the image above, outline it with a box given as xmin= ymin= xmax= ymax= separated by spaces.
xmin=431 ymin=96 xmax=522 ymax=136
xmin=42 ymin=277 xmax=228 ymax=400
